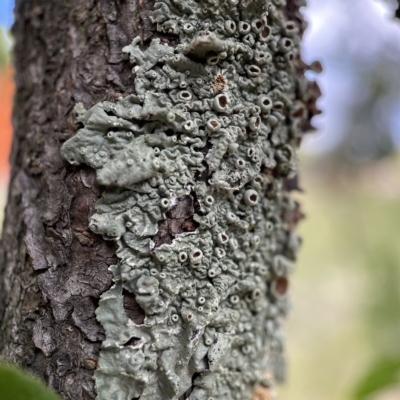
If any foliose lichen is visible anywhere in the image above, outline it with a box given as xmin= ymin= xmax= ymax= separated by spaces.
xmin=61 ymin=1 xmax=314 ymax=399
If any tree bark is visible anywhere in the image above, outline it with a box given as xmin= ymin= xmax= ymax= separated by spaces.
xmin=0 ymin=1 xmax=154 ymax=398
xmin=0 ymin=1 xmax=320 ymax=399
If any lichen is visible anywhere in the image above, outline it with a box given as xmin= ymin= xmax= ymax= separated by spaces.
xmin=61 ymin=1 xmax=312 ymax=399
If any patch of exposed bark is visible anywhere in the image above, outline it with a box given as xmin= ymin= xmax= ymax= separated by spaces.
xmin=122 ymin=289 xmax=146 ymax=325
xmin=152 ymin=195 xmax=199 ymax=248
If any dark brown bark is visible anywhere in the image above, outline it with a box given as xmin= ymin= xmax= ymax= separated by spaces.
xmin=0 ymin=1 xmax=154 ymax=399
xmin=0 ymin=1 xmax=318 ymax=399
xmin=153 ymin=195 xmax=199 ymax=248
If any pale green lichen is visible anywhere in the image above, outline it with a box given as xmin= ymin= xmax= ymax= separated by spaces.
xmin=61 ymin=0 xmax=309 ymax=399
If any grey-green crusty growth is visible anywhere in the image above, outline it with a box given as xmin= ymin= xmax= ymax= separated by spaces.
xmin=61 ymin=0 xmax=313 ymax=399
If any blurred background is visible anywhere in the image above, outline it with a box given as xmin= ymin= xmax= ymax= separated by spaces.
xmin=0 ymin=0 xmax=13 ymax=214
xmin=0 ymin=1 xmax=399 ymax=399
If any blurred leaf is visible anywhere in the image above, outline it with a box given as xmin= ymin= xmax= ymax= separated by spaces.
xmin=0 ymin=27 xmax=10 ymax=69
xmin=0 ymin=363 xmax=61 ymax=400
xmin=352 ymin=357 xmax=400 ymax=399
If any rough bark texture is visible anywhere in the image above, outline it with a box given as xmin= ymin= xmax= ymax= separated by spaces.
xmin=0 ymin=1 xmax=319 ymax=399
xmin=153 ymin=195 xmax=199 ymax=248
xmin=0 ymin=1 xmax=153 ymax=398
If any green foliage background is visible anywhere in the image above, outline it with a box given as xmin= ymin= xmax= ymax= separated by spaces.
xmin=0 ymin=363 xmax=60 ymax=400
xmin=279 ymin=156 xmax=400 ymax=400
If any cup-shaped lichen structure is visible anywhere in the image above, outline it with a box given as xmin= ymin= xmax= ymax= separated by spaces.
xmin=61 ymin=0 xmax=314 ymax=399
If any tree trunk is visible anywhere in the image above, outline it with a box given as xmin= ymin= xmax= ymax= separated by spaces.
xmin=0 ymin=1 xmax=151 ymax=398
xmin=0 ymin=1 xmax=319 ymax=399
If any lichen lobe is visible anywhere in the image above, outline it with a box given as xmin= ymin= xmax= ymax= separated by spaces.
xmin=61 ymin=0 xmax=317 ymax=399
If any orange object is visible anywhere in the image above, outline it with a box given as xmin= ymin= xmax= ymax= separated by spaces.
xmin=0 ymin=65 xmax=13 ymax=180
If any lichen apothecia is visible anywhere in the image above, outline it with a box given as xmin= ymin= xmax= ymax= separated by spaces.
xmin=61 ymin=1 xmax=316 ymax=399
